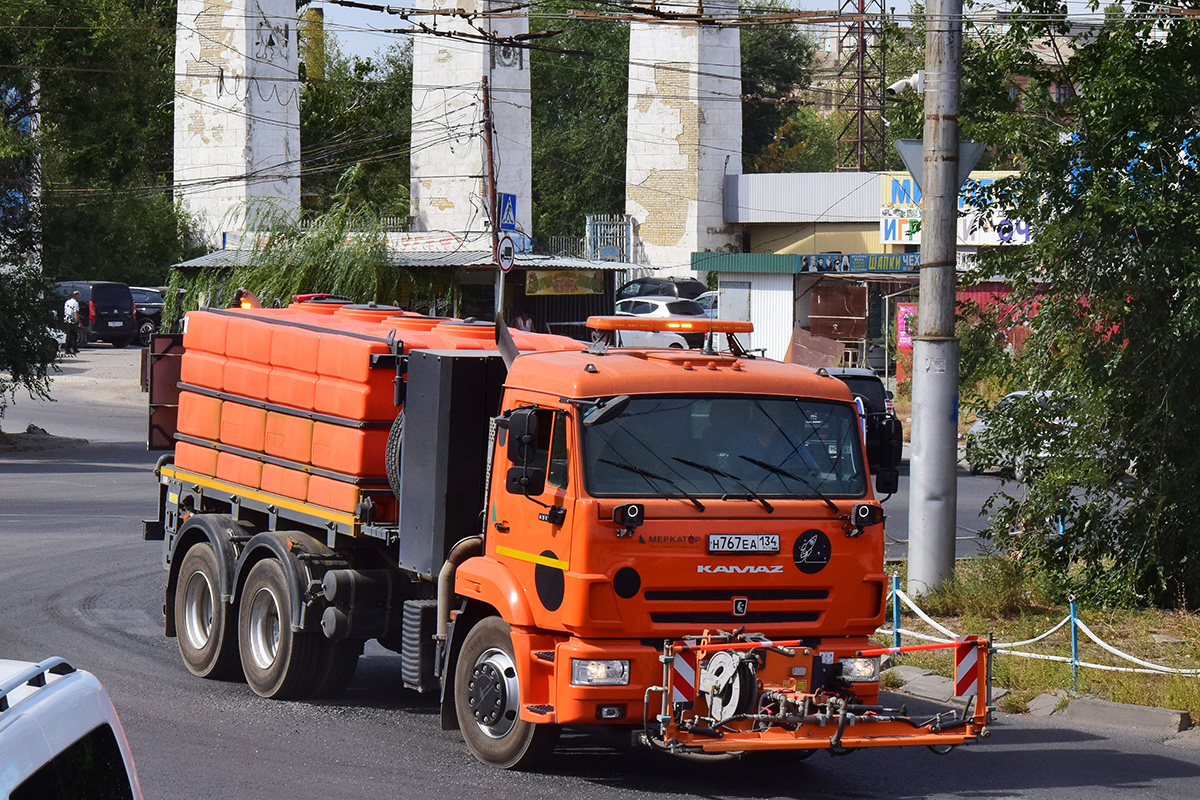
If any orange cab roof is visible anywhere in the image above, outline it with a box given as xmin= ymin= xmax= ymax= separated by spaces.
xmin=504 ymin=348 xmax=854 ymax=404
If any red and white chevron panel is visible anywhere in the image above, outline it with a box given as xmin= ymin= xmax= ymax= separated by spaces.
xmin=954 ymin=637 xmax=978 ymax=698
xmin=672 ymin=649 xmax=697 ymax=705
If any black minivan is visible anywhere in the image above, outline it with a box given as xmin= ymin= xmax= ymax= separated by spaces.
xmin=54 ymin=281 xmax=137 ymax=348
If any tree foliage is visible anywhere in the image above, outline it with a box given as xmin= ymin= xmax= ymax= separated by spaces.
xmin=2 ymin=0 xmax=200 ymax=286
xmin=530 ymin=3 xmax=630 ymax=239
xmin=751 ymin=107 xmax=836 ymax=173
xmin=299 ymin=40 xmax=413 ymax=217
xmin=969 ymin=3 xmax=1200 ymax=608
xmin=166 ymin=166 xmax=456 ymax=321
xmin=739 ymin=4 xmax=817 ymax=172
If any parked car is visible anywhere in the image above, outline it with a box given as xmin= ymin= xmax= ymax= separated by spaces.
xmin=53 ymin=281 xmax=136 ymax=348
xmin=824 ymin=367 xmax=896 ymax=417
xmin=131 ymin=286 xmax=165 ymax=346
xmin=965 ymin=391 xmax=1070 ymax=479
xmin=695 ymin=290 xmax=718 ymax=318
xmin=0 ymin=656 xmax=142 ymax=798
xmin=613 ymin=296 xmax=709 ymax=349
xmin=615 ymin=276 xmax=708 ymax=302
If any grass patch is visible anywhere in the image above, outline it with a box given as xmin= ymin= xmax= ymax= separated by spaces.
xmin=882 ymin=557 xmax=1200 ymax=722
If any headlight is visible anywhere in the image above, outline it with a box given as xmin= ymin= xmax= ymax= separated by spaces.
xmin=838 ymin=656 xmax=880 ymax=682
xmin=571 ymin=659 xmax=631 ymax=686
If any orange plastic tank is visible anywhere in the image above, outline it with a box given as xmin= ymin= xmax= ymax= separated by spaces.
xmin=260 ymin=464 xmax=309 ymax=501
xmin=216 ymin=451 xmax=263 ymax=489
xmin=264 ymin=413 xmax=313 ymax=463
xmin=224 ymin=357 xmax=271 ymax=398
xmin=267 ymin=367 xmax=318 ymax=411
xmin=183 ymin=310 xmax=228 ymax=354
xmin=313 ymin=377 xmax=396 ymax=422
xmin=219 ymin=402 xmax=267 ymax=452
xmin=316 ymin=331 xmax=392 ymax=384
xmin=176 ymin=391 xmax=222 ymax=441
xmin=225 ymin=315 xmax=272 ymax=363
xmin=269 ymin=325 xmax=322 ymax=373
xmin=307 ymin=475 xmax=360 ymax=512
xmin=180 ymin=351 xmax=225 ymax=392
xmin=333 ymin=304 xmax=405 ymax=323
xmin=175 ymin=441 xmax=218 ymax=476
xmin=310 ymin=423 xmax=389 ymax=476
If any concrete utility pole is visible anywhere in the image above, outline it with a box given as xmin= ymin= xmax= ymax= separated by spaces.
xmin=482 ymin=76 xmax=503 ymax=320
xmin=907 ymin=0 xmax=963 ymax=596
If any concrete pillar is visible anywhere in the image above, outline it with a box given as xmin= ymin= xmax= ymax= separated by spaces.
xmin=625 ymin=5 xmax=742 ymax=273
xmin=174 ymin=0 xmax=300 ymax=242
xmin=410 ymin=0 xmax=531 ymax=244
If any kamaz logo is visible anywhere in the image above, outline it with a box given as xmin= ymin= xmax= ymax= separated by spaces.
xmin=697 ymin=564 xmax=784 ymax=574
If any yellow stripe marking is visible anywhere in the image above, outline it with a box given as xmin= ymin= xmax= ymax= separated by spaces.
xmin=496 ymin=545 xmax=569 ymax=571
xmin=161 ymin=466 xmax=358 ymax=528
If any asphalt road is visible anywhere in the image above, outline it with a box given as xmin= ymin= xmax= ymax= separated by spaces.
xmin=3 ymin=347 xmax=1198 ymax=800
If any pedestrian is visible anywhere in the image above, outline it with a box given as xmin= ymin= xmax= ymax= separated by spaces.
xmin=63 ymin=291 xmax=82 ymax=355
xmin=513 ymin=309 xmax=534 ymax=333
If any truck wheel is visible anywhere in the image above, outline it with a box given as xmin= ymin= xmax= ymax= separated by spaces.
xmin=454 ymin=617 xmax=560 ymax=769
xmin=308 ymin=638 xmax=362 ymax=698
xmin=386 ymin=411 xmax=404 ymax=500
xmin=175 ymin=543 xmax=240 ymax=680
xmin=238 ymin=558 xmax=320 ymax=699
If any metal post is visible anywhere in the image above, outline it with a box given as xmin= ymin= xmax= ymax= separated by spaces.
xmin=482 ymin=75 xmax=503 ymax=320
xmin=892 ymin=573 xmax=902 ymax=649
xmin=1069 ymin=595 xmax=1079 ymax=691
xmin=906 ymin=0 xmax=962 ymax=596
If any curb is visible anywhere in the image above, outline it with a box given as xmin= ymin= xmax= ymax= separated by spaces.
xmin=882 ymin=668 xmax=1189 ymax=735
xmin=1058 ymin=697 xmax=1190 ymax=733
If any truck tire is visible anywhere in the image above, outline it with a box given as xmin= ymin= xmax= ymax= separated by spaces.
xmin=238 ymin=558 xmax=320 ymax=699
xmin=308 ymin=638 xmax=362 ymax=698
xmin=175 ymin=543 xmax=241 ymax=680
xmin=386 ymin=411 xmax=404 ymax=500
xmin=454 ymin=617 xmax=560 ymax=769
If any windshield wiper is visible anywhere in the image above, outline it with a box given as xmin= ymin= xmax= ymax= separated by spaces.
xmin=598 ymin=458 xmax=705 ymax=511
xmin=671 ymin=456 xmax=773 ymax=513
xmin=738 ymin=454 xmax=839 ymax=513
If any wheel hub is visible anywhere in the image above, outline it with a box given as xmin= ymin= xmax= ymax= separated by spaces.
xmin=182 ymin=571 xmax=214 ymax=649
xmin=466 ymin=648 xmax=519 ymax=738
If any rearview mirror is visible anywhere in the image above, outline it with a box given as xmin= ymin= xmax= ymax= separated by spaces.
xmin=506 ymin=407 xmax=539 ymax=464
xmin=583 ymin=395 xmax=630 ymax=427
xmin=875 ymin=468 xmax=899 ymax=496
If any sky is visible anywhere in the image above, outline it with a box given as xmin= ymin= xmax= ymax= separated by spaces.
xmin=313 ymin=0 xmax=1115 ymax=62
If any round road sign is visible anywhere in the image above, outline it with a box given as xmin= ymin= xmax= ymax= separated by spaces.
xmin=496 ymin=234 xmax=516 ymax=273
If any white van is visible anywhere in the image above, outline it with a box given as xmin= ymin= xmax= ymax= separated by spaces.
xmin=0 ymin=657 xmax=142 ymax=799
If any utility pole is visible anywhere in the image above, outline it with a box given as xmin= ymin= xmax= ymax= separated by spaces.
xmin=907 ymin=0 xmax=962 ymax=596
xmin=482 ymin=75 xmax=502 ymax=320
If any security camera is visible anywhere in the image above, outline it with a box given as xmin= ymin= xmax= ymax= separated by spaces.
xmin=886 ymin=70 xmax=925 ymax=97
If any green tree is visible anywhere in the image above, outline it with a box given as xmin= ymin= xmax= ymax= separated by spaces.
xmin=4 ymin=0 xmax=199 ymax=285
xmin=530 ymin=3 xmax=630 ymax=238
xmin=300 ymin=40 xmax=413 ymax=217
xmin=740 ymin=5 xmax=817 ymax=172
xmin=970 ymin=4 xmax=1200 ymax=608
xmin=751 ymin=107 xmax=836 ymax=173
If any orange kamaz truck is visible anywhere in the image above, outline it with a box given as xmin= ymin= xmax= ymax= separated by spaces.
xmin=143 ymin=298 xmax=991 ymax=768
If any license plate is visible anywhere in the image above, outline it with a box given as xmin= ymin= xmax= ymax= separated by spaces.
xmin=107 ymin=321 xmax=123 ymax=328
xmin=707 ymin=534 xmax=780 ymax=554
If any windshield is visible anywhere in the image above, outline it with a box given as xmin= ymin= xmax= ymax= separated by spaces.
xmin=582 ymin=395 xmax=866 ymax=499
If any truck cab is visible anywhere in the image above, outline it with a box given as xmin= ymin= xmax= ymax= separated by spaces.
xmin=448 ymin=344 xmax=900 ymax=765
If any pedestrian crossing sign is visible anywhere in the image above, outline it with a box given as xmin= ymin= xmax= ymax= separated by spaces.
xmin=499 ymin=193 xmax=517 ymax=231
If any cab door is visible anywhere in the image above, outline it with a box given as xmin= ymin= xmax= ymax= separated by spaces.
xmin=490 ymin=407 xmax=579 ymax=629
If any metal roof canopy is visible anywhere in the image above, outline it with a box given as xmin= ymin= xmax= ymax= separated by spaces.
xmin=174 ymin=249 xmax=639 ymax=272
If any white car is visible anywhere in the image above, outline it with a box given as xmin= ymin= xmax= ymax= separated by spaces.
xmin=695 ymin=290 xmax=718 ymax=318
xmin=0 ymin=657 xmax=142 ymax=798
xmin=613 ymin=296 xmax=709 ymax=349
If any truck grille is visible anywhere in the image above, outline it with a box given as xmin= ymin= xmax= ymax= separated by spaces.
xmin=650 ymin=611 xmax=820 ymax=625
xmin=644 ymin=588 xmax=828 ymax=628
